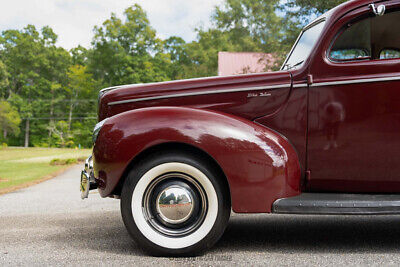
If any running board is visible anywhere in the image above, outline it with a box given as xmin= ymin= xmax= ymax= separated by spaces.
xmin=272 ymin=193 xmax=400 ymax=215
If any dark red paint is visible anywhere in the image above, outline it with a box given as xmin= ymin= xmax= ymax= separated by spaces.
xmin=93 ymin=107 xmax=301 ymax=212
xmin=93 ymin=0 xmax=400 ymax=212
xmin=99 ymin=71 xmax=291 ymax=122
xmin=307 ymin=0 xmax=400 ymax=192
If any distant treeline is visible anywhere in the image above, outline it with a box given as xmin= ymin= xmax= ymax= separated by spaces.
xmin=0 ymin=0 xmax=345 ymax=148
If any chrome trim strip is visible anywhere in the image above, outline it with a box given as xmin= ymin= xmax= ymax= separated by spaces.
xmin=108 ymin=84 xmax=291 ymax=106
xmin=107 ymin=76 xmax=400 ymax=106
xmin=312 ymin=76 xmax=400 ymax=87
xmin=293 ymin=83 xmax=308 ymax=88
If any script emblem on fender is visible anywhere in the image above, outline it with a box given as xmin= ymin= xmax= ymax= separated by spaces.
xmin=247 ymin=92 xmax=272 ymax=98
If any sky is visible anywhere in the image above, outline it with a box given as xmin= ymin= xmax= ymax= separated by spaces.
xmin=0 ymin=0 xmax=224 ymax=50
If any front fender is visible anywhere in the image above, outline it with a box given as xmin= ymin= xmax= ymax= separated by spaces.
xmin=93 ymin=107 xmax=301 ymax=213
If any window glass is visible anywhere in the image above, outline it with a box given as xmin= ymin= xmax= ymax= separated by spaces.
xmin=330 ymin=19 xmax=371 ymax=61
xmin=380 ymin=49 xmax=400 ymax=59
xmin=330 ymin=10 xmax=400 ymax=61
xmin=331 ymin=49 xmax=369 ymax=60
xmin=283 ymin=21 xmax=326 ymax=70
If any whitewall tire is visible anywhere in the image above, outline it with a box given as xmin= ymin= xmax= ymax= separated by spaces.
xmin=120 ymin=151 xmax=230 ymax=256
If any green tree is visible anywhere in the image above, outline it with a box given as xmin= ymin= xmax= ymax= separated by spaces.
xmin=283 ymin=0 xmax=348 ymax=24
xmin=47 ymin=120 xmax=72 ymax=148
xmin=179 ymin=0 xmax=291 ymax=78
xmin=0 ymin=25 xmax=71 ymax=146
xmin=0 ymin=61 xmax=9 ymax=98
xmin=212 ymin=0 xmax=286 ymax=52
xmin=88 ymin=4 xmax=171 ymax=86
xmin=179 ymin=0 xmax=348 ymax=78
xmin=0 ymin=100 xmax=21 ymax=140
xmin=66 ymin=65 xmax=97 ymax=131
xmin=62 ymin=64 xmax=99 ymax=148
xmin=0 ymin=1 xmax=352 ymax=148
xmin=70 ymin=45 xmax=89 ymax=66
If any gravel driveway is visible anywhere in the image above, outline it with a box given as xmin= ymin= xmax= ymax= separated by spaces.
xmin=1 ymin=165 xmax=400 ymax=266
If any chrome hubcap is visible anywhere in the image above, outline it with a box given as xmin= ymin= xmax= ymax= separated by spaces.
xmin=156 ymin=186 xmax=194 ymax=224
xmin=142 ymin=173 xmax=207 ymax=237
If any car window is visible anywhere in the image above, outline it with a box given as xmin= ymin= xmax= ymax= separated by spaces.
xmin=380 ymin=49 xmax=400 ymax=59
xmin=282 ymin=21 xmax=326 ymax=70
xmin=330 ymin=19 xmax=371 ymax=61
xmin=331 ymin=49 xmax=369 ymax=60
xmin=330 ymin=10 xmax=400 ymax=62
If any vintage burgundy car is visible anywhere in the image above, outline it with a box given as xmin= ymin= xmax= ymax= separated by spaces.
xmin=80 ymin=0 xmax=400 ymax=255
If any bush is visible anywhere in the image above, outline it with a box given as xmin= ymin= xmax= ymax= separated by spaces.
xmin=2 ymin=143 xmax=7 ymax=148
xmin=65 ymin=140 xmax=75 ymax=148
xmin=50 ymin=158 xmax=78 ymax=166
xmin=65 ymin=158 xmax=77 ymax=165
xmin=50 ymin=158 xmax=61 ymax=165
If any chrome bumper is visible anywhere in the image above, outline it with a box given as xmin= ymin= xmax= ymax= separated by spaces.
xmin=80 ymin=156 xmax=98 ymax=199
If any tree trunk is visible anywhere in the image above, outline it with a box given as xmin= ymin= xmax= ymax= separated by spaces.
xmin=49 ymin=94 xmax=54 ymax=138
xmin=3 ymin=129 xmax=7 ymax=139
xmin=68 ymin=102 xmax=73 ymax=131
xmin=24 ymin=119 xmax=30 ymax=147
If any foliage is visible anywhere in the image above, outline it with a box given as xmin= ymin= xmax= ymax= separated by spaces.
xmin=0 ymin=100 xmax=21 ymax=139
xmin=0 ymin=1 xmax=348 ymax=147
xmin=0 ymin=60 xmax=9 ymax=94
xmin=180 ymin=0 xmax=288 ymax=77
xmin=283 ymin=0 xmax=348 ymax=23
xmin=0 ymin=25 xmax=72 ymax=146
xmin=88 ymin=4 xmax=172 ymax=86
xmin=50 ymin=158 xmax=78 ymax=165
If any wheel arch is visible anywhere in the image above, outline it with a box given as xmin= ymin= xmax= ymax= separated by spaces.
xmin=111 ymin=141 xmax=231 ymax=206
xmin=93 ymin=107 xmax=301 ymax=213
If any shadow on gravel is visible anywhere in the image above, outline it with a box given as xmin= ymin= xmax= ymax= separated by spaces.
xmin=215 ymin=214 xmax=400 ymax=253
xmin=45 ymin=212 xmax=400 ymax=255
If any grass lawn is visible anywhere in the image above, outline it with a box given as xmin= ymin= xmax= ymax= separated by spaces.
xmin=0 ymin=147 xmax=91 ymax=192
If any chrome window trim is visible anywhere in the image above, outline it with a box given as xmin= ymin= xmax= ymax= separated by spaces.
xmin=108 ymin=84 xmax=291 ymax=106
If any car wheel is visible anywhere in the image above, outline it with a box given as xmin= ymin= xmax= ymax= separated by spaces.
xmin=120 ymin=151 xmax=231 ymax=256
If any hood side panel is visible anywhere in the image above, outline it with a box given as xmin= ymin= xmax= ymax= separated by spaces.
xmin=99 ymin=71 xmax=292 ymax=121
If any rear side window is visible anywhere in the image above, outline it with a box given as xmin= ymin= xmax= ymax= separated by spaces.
xmin=380 ymin=49 xmax=400 ymax=59
xmin=330 ymin=10 xmax=400 ymax=61
xmin=331 ymin=49 xmax=369 ymax=60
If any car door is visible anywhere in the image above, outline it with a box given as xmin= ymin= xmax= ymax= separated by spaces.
xmin=307 ymin=3 xmax=400 ymax=192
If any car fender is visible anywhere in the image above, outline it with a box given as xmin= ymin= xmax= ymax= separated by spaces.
xmin=93 ymin=107 xmax=301 ymax=213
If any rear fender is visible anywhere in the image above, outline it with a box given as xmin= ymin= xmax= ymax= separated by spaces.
xmin=93 ymin=107 xmax=301 ymax=213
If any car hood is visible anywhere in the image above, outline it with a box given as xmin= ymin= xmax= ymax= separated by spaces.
xmin=98 ymin=71 xmax=292 ymax=121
